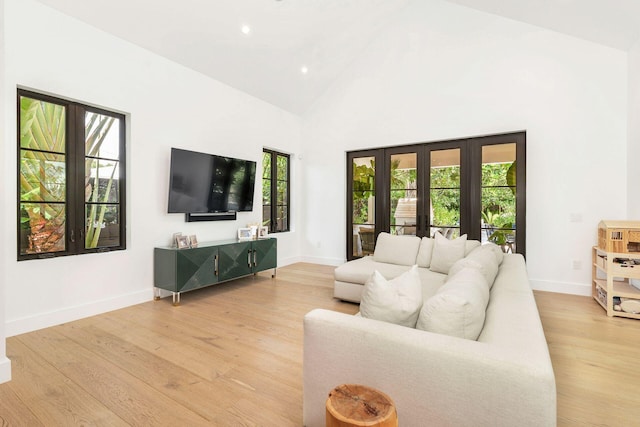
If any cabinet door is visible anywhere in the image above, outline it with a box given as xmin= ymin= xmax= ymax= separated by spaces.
xmin=175 ymin=246 xmax=219 ymax=292
xmin=219 ymin=241 xmax=252 ymax=281
xmin=253 ymin=238 xmax=277 ymax=272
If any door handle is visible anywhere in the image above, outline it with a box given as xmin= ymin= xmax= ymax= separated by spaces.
xmin=214 ymin=254 xmax=218 ymax=276
xmin=248 ymin=250 xmax=252 ymax=268
xmin=253 ymin=249 xmax=257 ymax=267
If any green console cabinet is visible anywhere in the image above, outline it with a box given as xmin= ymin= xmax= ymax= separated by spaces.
xmin=154 ymin=238 xmax=277 ymax=305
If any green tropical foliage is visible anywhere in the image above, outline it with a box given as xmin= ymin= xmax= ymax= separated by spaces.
xmin=351 ymin=157 xmax=516 ymax=243
xmin=262 ymin=152 xmax=289 ymax=230
xmin=352 ymin=160 xmax=375 ymax=224
xmin=19 ymin=97 xmax=67 ymax=254
xmin=84 ymin=112 xmax=117 ymax=248
xmin=19 ymin=97 xmax=118 ymax=254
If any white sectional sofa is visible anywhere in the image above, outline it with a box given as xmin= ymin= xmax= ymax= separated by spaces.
xmin=303 ymin=233 xmax=556 ymax=427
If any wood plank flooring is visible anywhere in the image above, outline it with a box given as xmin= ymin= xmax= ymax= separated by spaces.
xmin=0 ymin=263 xmax=639 ymax=426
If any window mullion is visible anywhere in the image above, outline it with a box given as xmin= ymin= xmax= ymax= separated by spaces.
xmin=68 ymin=104 xmax=83 ymax=253
xmin=271 ymin=152 xmax=278 ymax=232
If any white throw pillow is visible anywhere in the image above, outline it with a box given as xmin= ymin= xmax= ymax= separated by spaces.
xmin=373 ymin=232 xmax=421 ymax=266
xmin=450 ymin=248 xmax=500 ymax=289
xmin=416 ymin=237 xmax=434 ymax=268
xmin=429 ymin=233 xmax=467 ymax=274
xmin=360 ymin=265 xmax=423 ymax=328
xmin=416 ymin=267 xmax=489 ymax=340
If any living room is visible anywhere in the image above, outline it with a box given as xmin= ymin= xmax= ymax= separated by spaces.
xmin=1 ymin=0 xmax=640 ymax=424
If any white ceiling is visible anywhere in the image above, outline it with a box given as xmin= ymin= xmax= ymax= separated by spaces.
xmin=32 ymin=0 xmax=640 ymax=115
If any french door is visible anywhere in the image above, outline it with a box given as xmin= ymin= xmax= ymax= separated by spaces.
xmin=347 ymin=132 xmax=525 ymax=260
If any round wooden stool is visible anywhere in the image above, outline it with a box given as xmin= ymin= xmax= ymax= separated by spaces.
xmin=326 ymin=384 xmax=398 ymax=427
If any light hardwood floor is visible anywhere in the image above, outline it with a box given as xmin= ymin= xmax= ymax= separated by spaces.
xmin=0 ymin=263 xmax=639 ymax=426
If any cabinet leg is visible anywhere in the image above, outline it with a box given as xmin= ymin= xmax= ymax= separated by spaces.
xmin=172 ymin=292 xmax=181 ymax=306
xmin=272 ymin=268 xmax=277 ymax=278
xmin=154 ymin=287 xmax=160 ymax=300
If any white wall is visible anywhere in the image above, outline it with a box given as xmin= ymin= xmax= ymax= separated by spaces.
xmin=1 ymin=0 xmax=302 ymax=338
xmin=0 ymin=0 xmax=11 ymax=384
xmin=628 ymin=39 xmax=640 ymax=218
xmin=301 ymin=0 xmax=628 ymax=294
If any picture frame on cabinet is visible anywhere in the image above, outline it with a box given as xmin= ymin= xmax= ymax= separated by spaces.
xmin=172 ymin=232 xmax=183 ymax=248
xmin=258 ymin=226 xmax=269 ymax=238
xmin=189 ymin=235 xmax=198 ymax=248
xmin=238 ymin=228 xmax=252 ymax=241
xmin=176 ymin=235 xmax=190 ymax=249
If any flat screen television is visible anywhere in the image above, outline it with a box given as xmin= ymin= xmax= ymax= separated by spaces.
xmin=168 ymin=148 xmax=256 ymax=213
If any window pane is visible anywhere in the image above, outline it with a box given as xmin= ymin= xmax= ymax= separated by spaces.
xmin=262 ymin=179 xmax=271 ymax=205
xmin=20 ymin=202 xmax=66 ymax=255
xmin=277 ymin=181 xmax=288 ymax=205
xmin=430 ymin=189 xmax=461 ymax=227
xmin=85 ymin=159 xmax=119 ymax=203
xmin=276 ymin=155 xmax=288 ymax=181
xmin=263 ymin=205 xmax=271 ymax=228
xmin=19 ymin=97 xmax=66 ymax=153
xmin=263 ymin=152 xmax=271 ymax=179
xmin=276 ymin=205 xmax=287 ymax=232
xmin=352 ymin=155 xmax=376 ymax=256
xmin=19 ymin=95 xmax=68 ymax=256
xmin=481 ymin=143 xmax=516 ymax=251
xmin=390 ymin=153 xmax=417 ymax=236
xmin=20 ymin=151 xmax=66 ymax=202
xmin=430 ymin=149 xmax=460 ymax=238
xmin=85 ymin=204 xmax=120 ymax=248
xmin=85 ymin=112 xmax=120 ymax=159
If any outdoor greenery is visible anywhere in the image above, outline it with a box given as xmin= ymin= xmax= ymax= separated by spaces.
xmin=19 ymin=97 xmax=67 ymax=254
xmin=19 ymin=96 xmax=119 ymax=254
xmin=262 ymin=151 xmax=289 ymax=231
xmin=84 ymin=112 xmax=118 ymax=249
xmin=352 ymin=159 xmax=375 ymax=224
xmin=351 ymin=158 xmax=516 ymax=245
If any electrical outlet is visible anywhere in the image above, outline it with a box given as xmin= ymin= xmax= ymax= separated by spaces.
xmin=572 ymin=260 xmax=582 ymax=270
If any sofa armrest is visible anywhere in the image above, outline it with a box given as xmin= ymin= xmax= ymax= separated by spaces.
xmin=303 ymin=309 xmax=556 ymax=427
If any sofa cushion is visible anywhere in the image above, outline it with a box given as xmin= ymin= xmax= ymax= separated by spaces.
xmin=471 ymin=242 xmax=504 ymax=265
xmin=334 ymin=256 xmax=412 ymax=284
xmin=360 ymin=265 xmax=423 ymax=327
xmin=416 ymin=237 xmax=435 ymax=268
xmin=450 ymin=248 xmax=499 ymax=289
xmin=465 ymin=239 xmax=481 ymax=255
xmin=373 ymin=232 xmax=421 ymax=266
xmin=416 ymin=267 xmax=489 ymax=340
xmin=429 ymin=233 xmax=467 ymax=274
xmin=416 ymin=267 xmax=447 ymax=300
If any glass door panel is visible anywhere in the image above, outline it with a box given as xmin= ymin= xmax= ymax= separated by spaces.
xmin=430 ymin=149 xmax=461 ymax=239
xmin=390 ymin=153 xmax=417 ymax=236
xmin=352 ymin=156 xmax=376 ymax=257
xmin=481 ymin=143 xmax=516 ymax=252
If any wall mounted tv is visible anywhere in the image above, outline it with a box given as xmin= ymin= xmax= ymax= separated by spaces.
xmin=168 ymin=148 xmax=256 ymax=216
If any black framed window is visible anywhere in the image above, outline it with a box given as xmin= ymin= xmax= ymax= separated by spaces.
xmin=18 ymin=89 xmax=126 ymax=260
xmin=347 ymin=131 xmax=525 ymax=260
xmin=262 ymin=149 xmax=290 ymax=233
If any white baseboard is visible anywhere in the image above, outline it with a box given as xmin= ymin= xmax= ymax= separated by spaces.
xmin=299 ymin=255 xmax=345 ymax=267
xmin=529 ymin=279 xmax=591 ymax=296
xmin=6 ymin=289 xmax=151 ymax=337
xmin=278 ymin=255 xmax=304 ymax=267
xmin=0 ymin=357 xmax=11 ymax=384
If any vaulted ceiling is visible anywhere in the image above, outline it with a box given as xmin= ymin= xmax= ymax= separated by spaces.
xmin=33 ymin=0 xmax=640 ymax=115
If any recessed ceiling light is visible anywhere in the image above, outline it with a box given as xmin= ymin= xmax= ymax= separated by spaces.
xmin=301 ymin=66 xmax=309 ymax=74
xmin=241 ymin=24 xmax=251 ymax=35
